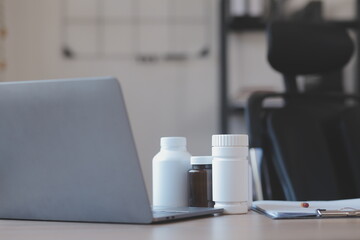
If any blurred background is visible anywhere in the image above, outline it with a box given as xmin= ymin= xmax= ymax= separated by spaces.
xmin=1 ymin=0 xmax=358 ymax=198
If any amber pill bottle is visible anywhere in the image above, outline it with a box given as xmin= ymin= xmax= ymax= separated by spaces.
xmin=188 ymin=156 xmax=214 ymax=208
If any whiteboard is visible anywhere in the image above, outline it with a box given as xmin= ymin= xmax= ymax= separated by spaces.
xmin=61 ymin=0 xmax=211 ymax=62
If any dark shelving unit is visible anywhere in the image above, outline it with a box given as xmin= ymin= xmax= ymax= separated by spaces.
xmin=219 ymin=0 xmax=267 ymax=134
xmin=229 ymin=16 xmax=266 ymax=30
xmin=219 ymin=0 xmax=360 ymax=134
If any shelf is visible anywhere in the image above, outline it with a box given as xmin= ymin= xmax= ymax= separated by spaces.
xmin=228 ymin=16 xmax=266 ymax=31
xmin=228 ymin=17 xmax=360 ymax=32
xmin=229 ymin=98 xmax=285 ymax=113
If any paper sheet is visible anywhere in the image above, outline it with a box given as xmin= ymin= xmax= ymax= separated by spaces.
xmin=252 ymin=198 xmax=360 ymax=219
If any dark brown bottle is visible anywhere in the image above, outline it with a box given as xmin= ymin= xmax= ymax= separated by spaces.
xmin=188 ymin=156 xmax=214 ymax=207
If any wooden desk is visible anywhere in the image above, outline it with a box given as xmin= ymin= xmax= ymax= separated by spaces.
xmin=0 ymin=211 xmax=359 ymax=240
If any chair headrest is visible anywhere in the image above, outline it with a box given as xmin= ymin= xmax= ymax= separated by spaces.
xmin=267 ymin=21 xmax=354 ymax=75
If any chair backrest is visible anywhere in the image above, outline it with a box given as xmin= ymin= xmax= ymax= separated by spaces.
xmin=267 ymin=21 xmax=354 ymax=76
xmin=267 ymin=21 xmax=354 ymax=93
xmin=338 ymin=106 xmax=360 ymax=195
xmin=267 ymin=102 xmax=356 ymax=200
xmin=246 ymin=21 xmax=359 ymax=201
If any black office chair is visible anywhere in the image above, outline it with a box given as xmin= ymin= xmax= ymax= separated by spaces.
xmin=246 ymin=21 xmax=360 ymax=201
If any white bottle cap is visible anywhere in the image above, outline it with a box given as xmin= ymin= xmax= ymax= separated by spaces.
xmin=160 ymin=137 xmax=186 ymax=148
xmin=191 ymin=156 xmax=213 ymax=165
xmin=212 ymin=134 xmax=248 ymax=147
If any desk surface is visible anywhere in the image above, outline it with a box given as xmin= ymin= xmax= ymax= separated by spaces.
xmin=0 ymin=211 xmax=359 ymax=240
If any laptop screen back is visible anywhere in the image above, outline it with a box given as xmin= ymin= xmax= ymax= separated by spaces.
xmin=0 ymin=77 xmax=153 ymax=223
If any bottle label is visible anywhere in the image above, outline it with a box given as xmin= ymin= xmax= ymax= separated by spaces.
xmin=212 ymin=159 xmax=248 ymax=202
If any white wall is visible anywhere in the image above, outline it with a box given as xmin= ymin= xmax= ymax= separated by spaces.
xmin=4 ymin=0 xmax=219 ymax=199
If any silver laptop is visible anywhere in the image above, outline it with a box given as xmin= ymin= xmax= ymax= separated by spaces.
xmin=0 ymin=77 xmax=222 ymax=224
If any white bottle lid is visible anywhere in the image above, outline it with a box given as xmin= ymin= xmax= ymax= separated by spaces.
xmin=212 ymin=134 xmax=248 ymax=147
xmin=160 ymin=137 xmax=186 ymax=148
xmin=191 ymin=156 xmax=213 ymax=165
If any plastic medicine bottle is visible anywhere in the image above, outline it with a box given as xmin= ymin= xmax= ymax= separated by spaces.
xmin=152 ymin=137 xmax=191 ymax=207
xmin=212 ymin=134 xmax=249 ymax=214
xmin=188 ymin=156 xmax=214 ymax=208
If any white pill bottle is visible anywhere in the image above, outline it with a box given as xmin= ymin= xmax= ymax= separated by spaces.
xmin=212 ymin=134 xmax=249 ymax=214
xmin=152 ymin=137 xmax=191 ymax=207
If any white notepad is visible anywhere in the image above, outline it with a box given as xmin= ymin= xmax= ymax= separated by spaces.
xmin=252 ymin=198 xmax=360 ymax=219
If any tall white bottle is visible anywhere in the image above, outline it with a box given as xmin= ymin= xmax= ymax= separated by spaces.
xmin=212 ymin=134 xmax=249 ymax=214
xmin=153 ymin=137 xmax=191 ymax=207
